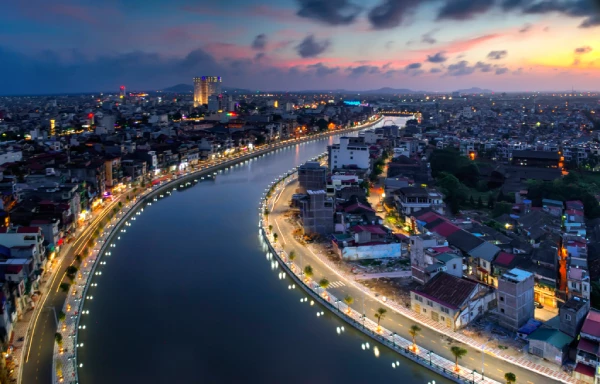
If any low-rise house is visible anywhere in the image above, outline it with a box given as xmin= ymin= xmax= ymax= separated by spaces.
xmin=527 ymin=328 xmax=573 ymax=366
xmin=410 ymin=272 xmax=495 ymax=331
xmin=394 ymin=187 xmax=445 ymax=218
xmin=332 ymin=225 xmax=401 ymax=260
xmin=560 ymin=297 xmax=590 ymax=338
xmin=568 ymin=268 xmax=591 ymax=300
xmin=575 ymin=309 xmax=600 ymax=384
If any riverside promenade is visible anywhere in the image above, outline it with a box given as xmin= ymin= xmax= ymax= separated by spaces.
xmin=259 ymin=168 xmax=499 ymax=384
xmin=263 ymin=168 xmax=576 ymax=384
xmin=50 ymin=118 xmax=385 ymax=383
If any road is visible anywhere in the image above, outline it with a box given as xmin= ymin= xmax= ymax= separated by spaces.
xmin=271 ymin=178 xmax=553 ymax=384
xmin=21 ymin=190 xmax=127 ymax=384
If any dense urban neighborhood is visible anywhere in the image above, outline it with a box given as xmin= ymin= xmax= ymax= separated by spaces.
xmin=0 ymin=86 xmax=600 ymax=382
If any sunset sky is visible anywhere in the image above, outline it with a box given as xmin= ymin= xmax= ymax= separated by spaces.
xmin=1 ymin=0 xmax=599 ymax=94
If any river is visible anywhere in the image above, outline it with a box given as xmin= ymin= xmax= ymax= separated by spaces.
xmin=77 ymin=116 xmax=449 ymax=383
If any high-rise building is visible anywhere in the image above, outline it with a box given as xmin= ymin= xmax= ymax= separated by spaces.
xmin=49 ymin=119 xmax=56 ymax=137
xmin=193 ymin=76 xmax=222 ymax=107
xmin=119 ymin=85 xmax=126 ymax=99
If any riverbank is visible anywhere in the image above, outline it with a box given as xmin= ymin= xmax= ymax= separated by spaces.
xmin=266 ymin=168 xmax=573 ymax=383
xmin=51 ymin=117 xmax=385 ymax=383
xmin=259 ymin=169 xmax=499 ymax=384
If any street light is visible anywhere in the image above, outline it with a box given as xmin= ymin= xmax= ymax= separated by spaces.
xmin=427 ymin=351 xmax=432 ymax=365
xmin=472 ymin=370 xmax=477 ymax=384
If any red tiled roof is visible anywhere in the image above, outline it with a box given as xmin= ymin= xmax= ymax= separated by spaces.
xmin=415 ymin=211 xmax=443 ymax=224
xmin=431 ymin=221 xmax=460 ymax=237
xmin=574 ymin=363 xmax=596 ymax=377
xmin=5 ymin=265 xmax=23 ymax=274
xmin=495 ymin=252 xmax=516 ymax=267
xmin=344 ymin=203 xmax=375 ymax=213
xmin=350 ymin=225 xmax=387 ymax=235
xmin=582 ymin=310 xmax=600 ymax=338
xmin=428 ymin=246 xmax=453 ymax=254
xmin=577 ymin=338 xmax=599 ymax=355
xmin=566 ymin=209 xmax=584 ymax=216
xmin=17 ymin=227 xmax=40 ymax=234
xmin=412 ymin=273 xmax=478 ymax=310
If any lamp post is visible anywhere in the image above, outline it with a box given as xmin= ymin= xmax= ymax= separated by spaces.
xmin=391 ymin=332 xmax=396 ymax=348
xmin=427 ymin=351 xmax=432 ymax=365
xmin=472 ymin=370 xmax=477 ymax=384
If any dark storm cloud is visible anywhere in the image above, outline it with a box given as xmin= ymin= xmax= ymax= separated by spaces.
xmin=307 ymin=62 xmax=340 ymax=76
xmin=367 ymin=0 xmax=426 ymax=30
xmin=436 ymin=0 xmax=495 ymax=20
xmin=487 ymin=50 xmax=507 ymax=60
xmin=295 ymin=35 xmax=330 ymax=58
xmin=427 ymin=52 xmax=447 ymax=63
xmin=252 ymin=34 xmax=267 ymax=50
xmin=296 ymin=0 xmax=362 ymax=25
xmin=575 ymin=46 xmax=593 ymax=54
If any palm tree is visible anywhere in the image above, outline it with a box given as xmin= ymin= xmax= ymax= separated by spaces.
xmin=288 ymin=251 xmax=296 ymax=263
xmin=450 ymin=346 xmax=467 ymax=372
xmin=343 ymin=295 xmax=354 ymax=314
xmin=374 ymin=307 xmax=387 ymax=332
xmin=504 ymin=372 xmax=516 ymax=384
xmin=303 ymin=265 xmax=313 ymax=279
xmin=409 ymin=325 xmax=421 ymax=351
xmin=273 ymin=233 xmax=278 ymax=243
xmin=318 ymin=278 xmax=330 ymax=294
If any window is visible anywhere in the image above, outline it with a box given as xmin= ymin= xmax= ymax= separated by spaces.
xmin=350 ymin=156 xmax=353 ymax=160
xmin=415 ymin=295 xmax=423 ymax=303
xmin=441 ymin=307 xmax=449 ymax=314
xmin=426 ymin=300 xmax=433 ymax=307
xmin=565 ymin=314 xmax=572 ymax=321
xmin=500 ymin=308 xmax=505 ymax=313
xmin=441 ymin=316 xmax=445 ymax=321
xmin=453 ymin=264 xmax=457 ymax=270
xmin=500 ymin=296 xmax=504 ymax=302
xmin=423 ymin=308 xmax=427 ymax=313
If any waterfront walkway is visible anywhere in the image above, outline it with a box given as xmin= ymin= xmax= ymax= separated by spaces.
xmin=268 ymin=173 xmax=575 ymax=384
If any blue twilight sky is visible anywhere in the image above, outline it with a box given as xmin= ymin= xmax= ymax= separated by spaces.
xmin=1 ymin=0 xmax=599 ymax=94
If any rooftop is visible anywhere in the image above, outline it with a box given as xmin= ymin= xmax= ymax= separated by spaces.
xmin=502 ymin=268 xmax=533 ymax=282
xmin=581 ymin=309 xmax=600 ymax=338
xmin=528 ymin=328 xmax=573 ymax=349
xmin=412 ymin=272 xmax=478 ymax=310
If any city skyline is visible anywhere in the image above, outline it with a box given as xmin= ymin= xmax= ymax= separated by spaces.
xmin=1 ymin=0 xmax=599 ymax=94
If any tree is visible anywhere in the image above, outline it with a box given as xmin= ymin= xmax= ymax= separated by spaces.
xmin=408 ymin=324 xmax=421 ymax=351
xmin=288 ymin=251 xmax=296 ymax=262
xmin=316 ymin=118 xmax=329 ymax=131
xmin=55 ymin=333 xmax=63 ymax=346
xmin=268 ymin=225 xmax=273 ymax=232
xmin=303 ymin=265 xmax=313 ymax=279
xmin=374 ymin=307 xmax=387 ymax=328
xmin=493 ymin=201 xmax=513 ymax=218
xmin=497 ymin=189 xmax=505 ymax=202
xmin=58 ymin=311 xmax=66 ymax=322
xmin=273 ymin=233 xmax=278 ymax=243
xmin=318 ymin=278 xmax=330 ymax=293
xmin=450 ymin=346 xmax=467 ymax=371
xmin=59 ymin=283 xmax=70 ymax=292
xmin=343 ymin=295 xmax=354 ymax=313
xmin=66 ymin=266 xmax=78 ymax=277
xmin=118 ymin=202 xmax=123 ymax=209
xmin=75 ymin=255 xmax=82 ymax=263
xmin=487 ymin=194 xmax=495 ymax=209
xmin=504 ymin=372 xmax=516 ymax=384
xmin=469 ymin=196 xmax=475 ymax=206
xmin=477 ymin=196 xmax=484 ymax=208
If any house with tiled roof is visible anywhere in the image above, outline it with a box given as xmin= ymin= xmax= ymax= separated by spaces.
xmin=575 ymin=309 xmax=600 ymax=384
xmin=410 ymin=272 xmax=495 ymax=331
